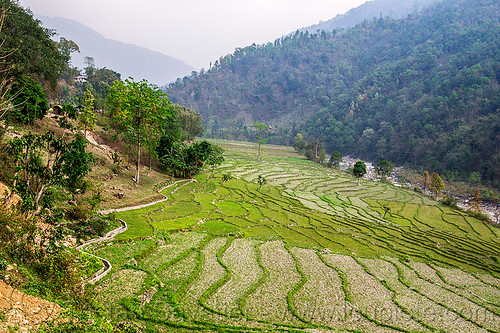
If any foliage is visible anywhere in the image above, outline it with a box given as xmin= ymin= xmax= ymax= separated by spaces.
xmin=318 ymin=148 xmax=327 ymax=165
xmin=158 ymin=139 xmax=222 ymax=179
xmin=469 ymin=188 xmax=482 ymax=212
xmin=293 ymin=133 xmax=306 ymax=153
xmin=327 ymin=151 xmax=343 ymax=168
xmin=175 ymin=104 xmax=204 ymax=140
xmin=422 ymin=171 xmax=431 ymax=191
xmin=206 ymin=144 xmax=224 ymax=179
xmin=62 ymin=104 xmax=78 ymax=119
xmin=167 ymin=0 xmax=500 ymax=186
xmin=57 ymin=37 xmax=79 ymax=66
xmin=0 ymin=0 xmax=67 ymax=89
xmin=78 ymin=89 xmax=96 ymax=137
xmin=6 ymin=132 xmax=93 ymax=210
xmin=0 ymin=7 xmax=15 ymax=120
xmin=82 ymin=67 xmax=121 ymax=110
xmin=430 ymin=172 xmax=445 ymax=198
xmin=252 ymin=122 xmax=268 ymax=162
xmin=107 ymin=78 xmax=178 ymax=184
xmin=221 ymin=172 xmax=232 ymax=183
xmin=61 ymin=135 xmax=95 ymax=200
xmin=0 ymin=205 xmax=82 ymax=295
xmin=375 ymin=160 xmax=394 ymax=179
xmin=353 ymin=160 xmax=367 ymax=184
xmin=257 ymin=175 xmax=267 ymax=190
xmin=440 ymin=196 xmax=458 ymax=209
xmin=9 ymin=75 xmax=48 ymax=124
xmin=466 ymin=209 xmax=491 ymax=223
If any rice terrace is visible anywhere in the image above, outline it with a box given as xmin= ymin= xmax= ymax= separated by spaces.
xmin=86 ymin=141 xmax=500 ymax=333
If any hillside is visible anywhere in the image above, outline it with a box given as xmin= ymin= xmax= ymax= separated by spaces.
xmin=37 ymin=15 xmax=194 ymax=85
xmin=302 ymin=0 xmax=441 ymax=33
xmin=166 ymin=0 xmax=500 ymax=186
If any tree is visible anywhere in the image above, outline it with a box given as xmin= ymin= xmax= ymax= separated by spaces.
xmin=328 ymin=151 xmax=343 ymax=168
xmin=375 ymin=160 xmax=394 ymax=179
xmin=176 ymin=105 xmax=204 ymax=140
xmin=7 ymin=132 xmax=93 ymax=210
xmin=469 ymin=188 xmax=482 ymax=212
xmin=107 ymin=78 xmax=177 ymax=184
xmin=430 ymin=173 xmax=444 ymax=199
xmin=9 ymin=75 xmax=48 ymax=124
xmin=84 ymin=56 xmax=96 ymax=80
xmin=78 ymin=89 xmax=96 ymax=138
xmin=353 ymin=160 xmax=367 ymax=185
xmin=206 ymin=144 xmax=224 ymax=180
xmin=57 ymin=37 xmax=79 ymax=66
xmin=158 ymin=139 xmax=223 ymax=179
xmin=293 ymin=133 xmax=306 ymax=152
xmin=469 ymin=172 xmax=481 ymax=186
xmin=61 ymin=134 xmax=94 ymax=201
xmin=62 ymin=104 xmax=78 ymax=119
xmin=318 ymin=149 xmax=327 ymax=165
xmin=252 ymin=122 xmax=269 ymax=162
xmin=0 ymin=1 xmax=67 ymax=89
xmin=422 ymin=171 xmax=431 ymax=192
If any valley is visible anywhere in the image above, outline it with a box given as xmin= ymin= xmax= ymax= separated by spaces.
xmin=87 ymin=141 xmax=500 ymax=332
xmin=0 ymin=0 xmax=498 ymax=331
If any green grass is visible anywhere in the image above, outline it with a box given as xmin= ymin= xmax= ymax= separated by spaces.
xmin=93 ymin=140 xmax=500 ymax=332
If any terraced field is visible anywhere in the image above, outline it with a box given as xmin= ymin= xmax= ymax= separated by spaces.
xmin=89 ymin=140 xmax=500 ymax=332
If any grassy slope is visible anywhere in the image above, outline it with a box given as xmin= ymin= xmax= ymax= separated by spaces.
xmin=89 ymin=140 xmax=500 ymax=332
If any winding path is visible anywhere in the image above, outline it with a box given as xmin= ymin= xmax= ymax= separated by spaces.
xmin=78 ymin=179 xmax=196 ymax=284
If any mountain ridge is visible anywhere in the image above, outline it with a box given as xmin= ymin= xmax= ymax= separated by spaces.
xmin=301 ymin=0 xmax=441 ymax=33
xmin=37 ymin=15 xmax=194 ymax=85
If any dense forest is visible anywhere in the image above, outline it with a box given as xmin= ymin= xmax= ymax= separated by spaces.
xmin=166 ymin=0 xmax=500 ymax=187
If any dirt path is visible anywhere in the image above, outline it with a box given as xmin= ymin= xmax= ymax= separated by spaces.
xmin=79 ymin=179 xmax=197 ymax=285
xmin=98 ymin=179 xmax=195 ymax=215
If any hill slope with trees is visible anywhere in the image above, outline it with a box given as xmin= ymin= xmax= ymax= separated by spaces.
xmin=166 ymin=0 xmax=500 ymax=187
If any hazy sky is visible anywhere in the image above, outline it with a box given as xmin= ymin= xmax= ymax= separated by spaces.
xmin=19 ymin=0 xmax=367 ymax=69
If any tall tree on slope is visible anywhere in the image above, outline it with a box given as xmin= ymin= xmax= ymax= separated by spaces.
xmin=106 ymin=78 xmax=177 ymax=184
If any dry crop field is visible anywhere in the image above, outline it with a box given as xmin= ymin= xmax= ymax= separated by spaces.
xmin=88 ymin=140 xmax=500 ymax=332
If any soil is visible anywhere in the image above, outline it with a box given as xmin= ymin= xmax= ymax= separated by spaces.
xmin=0 ymin=281 xmax=62 ymax=332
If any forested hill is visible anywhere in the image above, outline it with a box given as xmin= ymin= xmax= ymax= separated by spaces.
xmin=166 ymin=0 xmax=500 ymax=186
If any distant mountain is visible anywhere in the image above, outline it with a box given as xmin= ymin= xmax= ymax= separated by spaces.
xmin=166 ymin=0 xmax=500 ymax=185
xmin=36 ymin=15 xmax=194 ymax=85
xmin=301 ymin=0 xmax=441 ymax=33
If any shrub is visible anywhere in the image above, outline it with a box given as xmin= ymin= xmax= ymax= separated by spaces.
xmin=440 ymin=196 xmax=458 ymax=209
xmin=467 ymin=210 xmax=492 ymax=223
xmin=66 ymin=204 xmax=92 ymax=221
xmin=9 ymin=75 xmax=49 ymax=124
xmin=222 ymin=173 xmax=232 ymax=183
xmin=88 ymin=216 xmax=109 ymax=236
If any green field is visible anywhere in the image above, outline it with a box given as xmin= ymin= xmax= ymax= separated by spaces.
xmin=89 ymin=141 xmax=500 ymax=332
